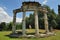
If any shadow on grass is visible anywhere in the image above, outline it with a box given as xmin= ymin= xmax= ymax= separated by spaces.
xmin=5 ymin=31 xmax=44 ymax=38
xmin=5 ymin=31 xmax=22 ymax=38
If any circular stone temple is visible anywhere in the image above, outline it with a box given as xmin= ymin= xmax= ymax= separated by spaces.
xmin=9 ymin=1 xmax=55 ymax=38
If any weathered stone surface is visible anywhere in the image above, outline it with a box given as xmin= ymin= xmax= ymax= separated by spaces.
xmin=44 ymin=12 xmax=49 ymax=33
xmin=22 ymin=11 xmax=26 ymax=36
xmin=26 ymin=35 xmax=36 ymax=38
xmin=12 ymin=12 xmax=16 ymax=33
xmin=46 ymin=32 xmax=56 ymax=36
xmin=34 ymin=10 xmax=39 ymax=37
xmin=11 ymin=1 xmax=56 ymax=38
xmin=40 ymin=34 xmax=47 ymax=38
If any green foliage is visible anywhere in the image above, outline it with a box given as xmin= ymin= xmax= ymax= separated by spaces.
xmin=0 ymin=22 xmax=22 ymax=31
xmin=44 ymin=5 xmax=57 ymax=29
xmin=16 ymin=23 xmax=22 ymax=29
xmin=0 ymin=22 xmax=7 ymax=31
xmin=56 ymin=15 xmax=60 ymax=29
xmin=25 ymin=5 xmax=57 ymax=30
xmin=7 ymin=22 xmax=13 ymax=30
xmin=26 ymin=13 xmax=35 ymax=29
xmin=48 ymin=9 xmax=57 ymax=28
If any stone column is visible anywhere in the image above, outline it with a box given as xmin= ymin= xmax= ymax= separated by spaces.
xmin=34 ymin=10 xmax=39 ymax=36
xmin=44 ymin=12 xmax=49 ymax=33
xmin=22 ymin=10 xmax=26 ymax=36
xmin=12 ymin=11 xmax=16 ymax=33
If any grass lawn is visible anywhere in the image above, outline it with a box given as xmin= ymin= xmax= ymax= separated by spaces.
xmin=0 ymin=29 xmax=60 ymax=40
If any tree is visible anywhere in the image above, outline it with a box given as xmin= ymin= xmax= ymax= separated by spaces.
xmin=56 ymin=15 xmax=60 ymax=29
xmin=16 ymin=23 xmax=22 ymax=30
xmin=25 ymin=5 xmax=57 ymax=31
xmin=0 ymin=23 xmax=3 ymax=31
xmin=0 ymin=22 xmax=7 ymax=31
xmin=38 ymin=11 xmax=44 ymax=29
xmin=48 ymin=9 xmax=57 ymax=32
xmin=7 ymin=22 xmax=13 ymax=31
xmin=26 ymin=13 xmax=35 ymax=29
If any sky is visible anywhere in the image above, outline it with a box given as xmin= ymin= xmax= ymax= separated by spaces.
xmin=0 ymin=7 xmax=22 ymax=23
xmin=0 ymin=0 xmax=60 ymax=18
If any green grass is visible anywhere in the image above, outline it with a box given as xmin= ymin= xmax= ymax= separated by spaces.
xmin=0 ymin=29 xmax=60 ymax=40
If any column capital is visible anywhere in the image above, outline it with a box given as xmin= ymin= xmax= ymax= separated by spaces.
xmin=23 ymin=9 xmax=26 ymax=12
xmin=13 ymin=10 xmax=17 ymax=14
xmin=42 ymin=8 xmax=48 ymax=13
xmin=43 ymin=10 xmax=48 ymax=13
xmin=38 ymin=7 xmax=42 ymax=12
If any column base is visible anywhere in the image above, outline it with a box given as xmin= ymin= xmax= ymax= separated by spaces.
xmin=46 ymin=32 xmax=56 ymax=36
xmin=35 ymin=33 xmax=40 ymax=38
xmin=22 ymin=34 xmax=27 ymax=37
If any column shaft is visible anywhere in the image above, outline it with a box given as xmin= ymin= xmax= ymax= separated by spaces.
xmin=34 ymin=10 xmax=39 ymax=36
xmin=22 ymin=11 xmax=26 ymax=36
xmin=44 ymin=13 xmax=49 ymax=33
xmin=12 ymin=12 xmax=16 ymax=33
